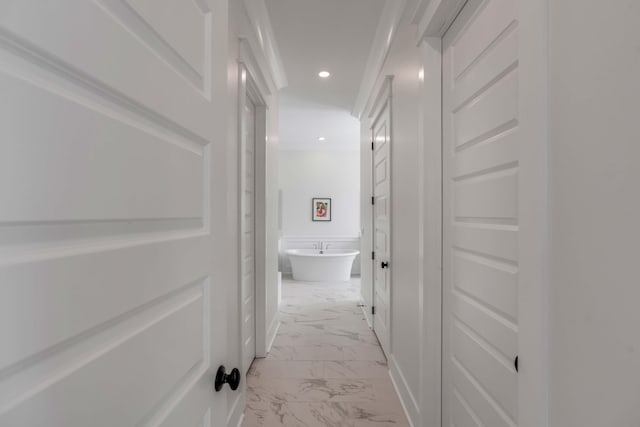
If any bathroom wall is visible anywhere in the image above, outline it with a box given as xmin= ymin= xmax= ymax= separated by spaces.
xmin=279 ymin=149 xmax=360 ymax=237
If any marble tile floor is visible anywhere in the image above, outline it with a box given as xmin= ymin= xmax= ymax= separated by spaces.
xmin=242 ymin=277 xmax=410 ymax=427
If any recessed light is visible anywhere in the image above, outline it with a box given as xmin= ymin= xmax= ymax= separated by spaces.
xmin=318 ymin=137 xmax=326 ymax=141
xmin=318 ymin=70 xmax=331 ymax=78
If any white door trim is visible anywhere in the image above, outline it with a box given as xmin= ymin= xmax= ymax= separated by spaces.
xmin=416 ymin=1 xmax=549 ymax=426
xmin=237 ymin=38 xmax=269 ymax=364
xmin=418 ymin=36 xmax=443 ymax=427
xmin=240 ymin=0 xmax=288 ymax=90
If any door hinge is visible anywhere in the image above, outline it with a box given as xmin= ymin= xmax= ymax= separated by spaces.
xmin=371 ymin=251 xmax=375 ymax=260
xmin=371 ymin=196 xmax=375 ymax=205
xmin=371 ymin=141 xmax=374 ymax=150
xmin=372 ymin=306 xmax=376 ymax=315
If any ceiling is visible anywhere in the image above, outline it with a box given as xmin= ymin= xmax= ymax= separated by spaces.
xmin=265 ymin=0 xmax=386 ymax=150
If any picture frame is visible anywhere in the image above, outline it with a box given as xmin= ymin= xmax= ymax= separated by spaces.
xmin=312 ymin=198 xmax=331 ymax=222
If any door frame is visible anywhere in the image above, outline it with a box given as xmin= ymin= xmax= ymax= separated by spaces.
xmin=415 ymin=1 xmax=549 ymax=426
xmin=369 ymin=76 xmax=393 ymax=358
xmin=237 ymin=37 xmax=269 ymax=370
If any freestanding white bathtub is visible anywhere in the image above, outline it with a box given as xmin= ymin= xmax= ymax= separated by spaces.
xmin=287 ymin=249 xmax=359 ymax=282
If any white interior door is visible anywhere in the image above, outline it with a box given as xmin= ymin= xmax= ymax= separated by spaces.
xmin=372 ymin=101 xmax=391 ymax=357
xmin=241 ymin=95 xmax=257 ymax=375
xmin=442 ymin=0 xmax=520 ymax=426
xmin=0 ymin=1 xmax=228 ymax=426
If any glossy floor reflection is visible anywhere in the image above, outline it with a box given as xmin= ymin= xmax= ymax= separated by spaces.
xmin=242 ymin=277 xmax=410 ymax=427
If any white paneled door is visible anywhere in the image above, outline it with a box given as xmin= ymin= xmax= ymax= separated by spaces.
xmin=442 ymin=0 xmax=520 ymax=426
xmin=372 ymin=100 xmax=391 ymax=358
xmin=241 ymin=95 xmax=257 ymax=375
xmin=0 ymin=1 xmax=228 ymax=426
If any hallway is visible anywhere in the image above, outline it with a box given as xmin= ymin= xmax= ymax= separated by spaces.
xmin=2 ymin=0 xmax=640 ymax=425
xmin=243 ymin=278 xmax=409 ymax=426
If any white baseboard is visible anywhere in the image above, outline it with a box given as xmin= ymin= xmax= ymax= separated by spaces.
xmin=227 ymin=392 xmax=245 ymax=427
xmin=388 ymin=355 xmax=420 ymax=427
xmin=265 ymin=316 xmax=281 ymax=354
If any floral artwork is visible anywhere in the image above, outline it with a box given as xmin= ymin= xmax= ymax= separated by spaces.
xmin=312 ymin=198 xmax=331 ymax=221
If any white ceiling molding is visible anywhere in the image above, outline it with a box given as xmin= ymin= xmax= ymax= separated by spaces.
xmin=351 ymin=0 xmax=407 ymax=120
xmin=242 ymin=0 xmax=288 ymax=90
xmin=238 ymin=37 xmax=271 ymax=99
xmin=410 ymin=0 xmax=430 ymax=26
xmin=415 ymin=0 xmax=467 ymax=41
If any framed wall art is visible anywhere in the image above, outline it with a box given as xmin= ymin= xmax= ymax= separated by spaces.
xmin=312 ymin=198 xmax=331 ymax=222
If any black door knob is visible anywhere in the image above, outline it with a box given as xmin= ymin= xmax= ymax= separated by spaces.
xmin=381 ymin=261 xmax=389 ymax=269
xmin=214 ymin=365 xmax=241 ymax=391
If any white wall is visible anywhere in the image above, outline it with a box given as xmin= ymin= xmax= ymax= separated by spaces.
xmin=279 ymin=150 xmax=360 ymax=237
xmin=360 ymin=6 xmax=422 ymax=424
xmin=548 ymin=1 xmax=640 ymax=426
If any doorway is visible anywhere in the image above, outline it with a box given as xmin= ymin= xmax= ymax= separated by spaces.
xmin=238 ymin=60 xmax=268 ymax=375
